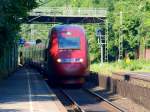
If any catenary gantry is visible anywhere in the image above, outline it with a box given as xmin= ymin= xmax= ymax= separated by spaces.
xmin=25 ymin=7 xmax=107 ymax=24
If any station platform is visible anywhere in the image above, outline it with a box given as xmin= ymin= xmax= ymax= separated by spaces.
xmin=0 ymin=67 xmax=67 ymax=112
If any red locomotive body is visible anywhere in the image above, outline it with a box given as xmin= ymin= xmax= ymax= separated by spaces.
xmin=48 ymin=25 xmax=89 ymax=84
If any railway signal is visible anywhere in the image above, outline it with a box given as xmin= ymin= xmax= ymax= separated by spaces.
xmin=18 ymin=38 xmax=25 ymax=46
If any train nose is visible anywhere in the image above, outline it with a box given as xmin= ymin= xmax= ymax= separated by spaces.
xmin=55 ymin=58 xmax=86 ymax=75
xmin=64 ymin=65 xmax=80 ymax=72
xmin=60 ymin=64 xmax=84 ymax=76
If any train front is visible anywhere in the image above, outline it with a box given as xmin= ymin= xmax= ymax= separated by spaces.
xmin=49 ymin=25 xmax=89 ymax=84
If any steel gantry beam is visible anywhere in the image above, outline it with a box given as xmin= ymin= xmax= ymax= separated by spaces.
xmin=24 ymin=7 xmax=107 ymax=24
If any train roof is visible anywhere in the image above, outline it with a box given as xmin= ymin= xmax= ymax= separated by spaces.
xmin=51 ymin=24 xmax=85 ymax=32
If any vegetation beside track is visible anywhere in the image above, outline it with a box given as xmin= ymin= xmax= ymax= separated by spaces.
xmin=0 ymin=0 xmax=37 ymax=79
xmin=90 ymin=60 xmax=150 ymax=76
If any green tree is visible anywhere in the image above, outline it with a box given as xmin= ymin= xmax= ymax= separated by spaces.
xmin=0 ymin=0 xmax=37 ymax=56
xmin=107 ymin=0 xmax=150 ymax=60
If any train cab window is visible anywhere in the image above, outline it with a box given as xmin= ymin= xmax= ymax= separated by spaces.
xmin=58 ymin=37 xmax=80 ymax=49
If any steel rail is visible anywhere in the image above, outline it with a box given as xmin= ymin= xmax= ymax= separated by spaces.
xmin=60 ymin=89 xmax=85 ymax=112
xmin=113 ymin=72 xmax=150 ymax=82
xmin=83 ymin=88 xmax=127 ymax=112
xmin=127 ymin=73 xmax=150 ymax=82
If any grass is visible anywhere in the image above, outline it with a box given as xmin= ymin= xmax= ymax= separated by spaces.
xmin=90 ymin=59 xmax=150 ymax=76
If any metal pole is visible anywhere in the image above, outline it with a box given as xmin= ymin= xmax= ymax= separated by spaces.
xmin=100 ymin=34 xmax=103 ymax=64
xmin=101 ymin=44 xmax=103 ymax=64
xmin=119 ymin=11 xmax=123 ymax=60
xmin=105 ymin=19 xmax=108 ymax=62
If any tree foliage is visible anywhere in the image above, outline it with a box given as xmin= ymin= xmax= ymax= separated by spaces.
xmin=0 ymin=0 xmax=37 ymax=56
xmin=107 ymin=0 xmax=150 ymax=60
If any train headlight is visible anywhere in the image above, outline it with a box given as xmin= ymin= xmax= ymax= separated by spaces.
xmin=57 ymin=58 xmax=62 ymax=63
xmin=66 ymin=31 xmax=72 ymax=35
xmin=80 ymin=58 xmax=83 ymax=62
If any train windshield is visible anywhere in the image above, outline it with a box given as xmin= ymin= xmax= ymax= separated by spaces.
xmin=58 ymin=37 xmax=80 ymax=49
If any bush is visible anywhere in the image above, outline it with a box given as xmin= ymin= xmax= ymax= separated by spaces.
xmin=90 ymin=59 xmax=150 ymax=76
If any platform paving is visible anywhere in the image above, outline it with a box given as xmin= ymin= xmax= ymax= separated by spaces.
xmin=0 ymin=67 xmax=67 ymax=112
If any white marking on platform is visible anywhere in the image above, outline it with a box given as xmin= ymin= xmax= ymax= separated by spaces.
xmin=27 ymin=70 xmax=34 ymax=112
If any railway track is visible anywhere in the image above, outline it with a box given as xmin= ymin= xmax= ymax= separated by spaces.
xmin=113 ymin=72 xmax=150 ymax=82
xmin=53 ymin=88 xmax=84 ymax=112
xmin=127 ymin=72 xmax=150 ymax=82
xmin=53 ymin=87 xmax=126 ymax=112
xmin=112 ymin=72 xmax=150 ymax=88
xmin=83 ymin=88 xmax=127 ymax=112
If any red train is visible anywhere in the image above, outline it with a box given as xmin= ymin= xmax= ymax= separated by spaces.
xmin=47 ymin=25 xmax=89 ymax=84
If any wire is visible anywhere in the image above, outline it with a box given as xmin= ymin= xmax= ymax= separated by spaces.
xmin=37 ymin=0 xmax=51 ymax=7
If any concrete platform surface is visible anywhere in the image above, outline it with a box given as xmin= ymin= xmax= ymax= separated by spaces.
xmin=0 ymin=67 xmax=67 ymax=112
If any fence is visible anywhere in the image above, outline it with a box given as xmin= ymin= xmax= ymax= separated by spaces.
xmin=20 ymin=39 xmax=48 ymax=65
xmin=0 ymin=43 xmax=18 ymax=79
